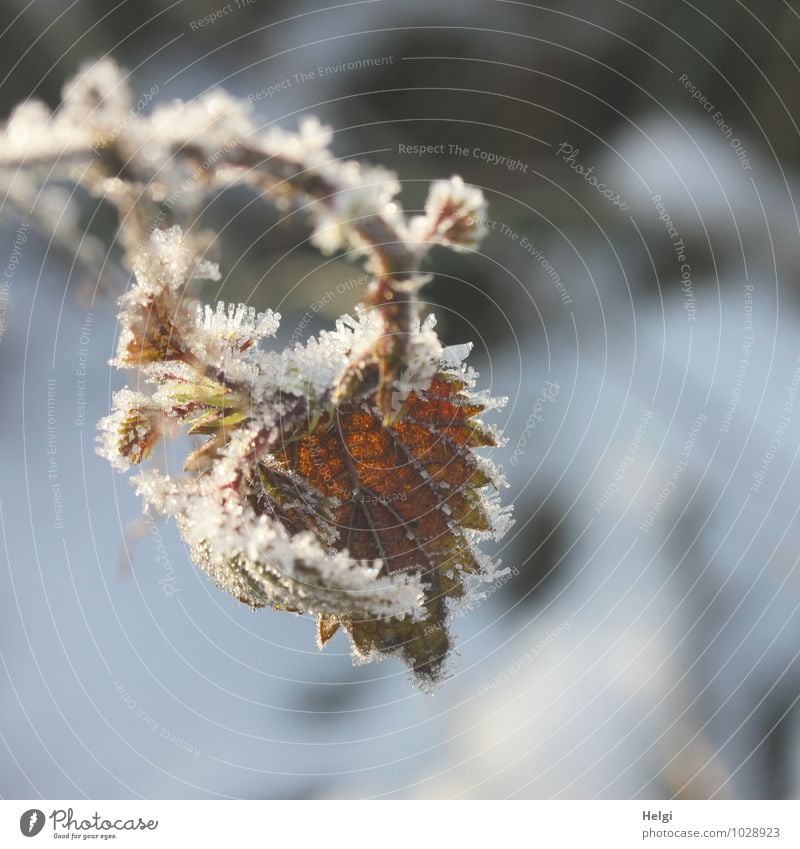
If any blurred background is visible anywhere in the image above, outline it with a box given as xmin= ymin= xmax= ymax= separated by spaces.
xmin=2 ymin=0 xmax=800 ymax=799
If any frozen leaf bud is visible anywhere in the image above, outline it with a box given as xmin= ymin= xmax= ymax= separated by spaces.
xmin=410 ymin=175 xmax=488 ymax=252
xmin=113 ymin=227 xmax=219 ymax=368
xmin=97 ymin=389 xmax=167 ymax=470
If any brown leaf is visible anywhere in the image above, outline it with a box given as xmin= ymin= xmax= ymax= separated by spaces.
xmin=260 ymin=372 xmax=500 ymax=682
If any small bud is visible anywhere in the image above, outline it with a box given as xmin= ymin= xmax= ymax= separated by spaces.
xmin=97 ymin=390 xmax=166 ymax=470
xmin=410 ymin=176 xmax=488 ymax=252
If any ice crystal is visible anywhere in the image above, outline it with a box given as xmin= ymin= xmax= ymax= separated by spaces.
xmin=198 ymin=303 xmax=279 ymax=352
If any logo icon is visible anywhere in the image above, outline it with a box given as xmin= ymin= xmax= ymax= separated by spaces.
xmin=19 ymin=809 xmax=45 ymax=837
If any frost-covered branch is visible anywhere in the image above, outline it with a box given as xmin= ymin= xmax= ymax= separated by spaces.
xmin=2 ymin=59 xmax=510 ymax=684
xmin=0 ymin=59 xmax=487 ymax=414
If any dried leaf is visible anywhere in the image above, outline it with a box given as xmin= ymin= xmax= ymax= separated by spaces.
xmin=258 ymin=372 xmax=503 ymax=682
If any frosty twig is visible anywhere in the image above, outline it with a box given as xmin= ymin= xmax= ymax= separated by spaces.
xmin=1 ymin=58 xmax=511 ymax=684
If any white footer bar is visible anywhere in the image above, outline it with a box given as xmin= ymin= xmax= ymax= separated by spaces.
xmin=2 ymin=800 xmax=796 ymax=847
